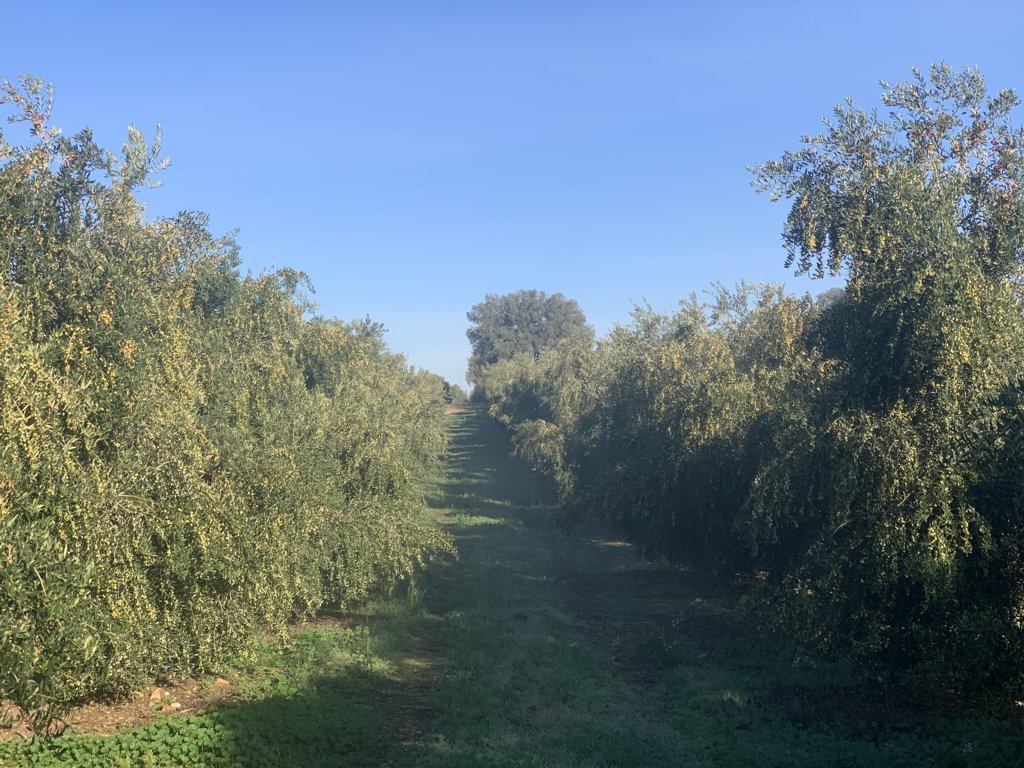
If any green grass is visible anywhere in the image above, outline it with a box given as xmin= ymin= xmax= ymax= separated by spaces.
xmin=402 ymin=409 xmax=700 ymax=766
xmin=3 ymin=404 xmax=1022 ymax=766
xmin=0 ymin=624 xmax=393 ymax=767
xmin=404 ymin=406 xmax=1024 ymax=767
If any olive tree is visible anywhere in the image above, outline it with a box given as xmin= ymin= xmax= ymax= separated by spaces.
xmin=750 ymin=63 xmax=1024 ymax=692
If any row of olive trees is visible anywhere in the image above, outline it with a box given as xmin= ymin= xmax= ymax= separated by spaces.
xmin=480 ymin=65 xmax=1024 ymax=700
xmin=0 ymin=77 xmax=451 ymax=733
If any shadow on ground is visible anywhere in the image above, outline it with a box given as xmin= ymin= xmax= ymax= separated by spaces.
xmin=403 ymin=406 xmax=1024 ymax=768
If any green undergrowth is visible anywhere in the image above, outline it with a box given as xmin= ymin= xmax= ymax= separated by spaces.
xmin=0 ymin=613 xmax=419 ymax=768
xmin=405 ymin=406 xmax=1024 ymax=767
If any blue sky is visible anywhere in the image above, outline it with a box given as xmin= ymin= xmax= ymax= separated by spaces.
xmin=5 ymin=1 xmax=1023 ymax=386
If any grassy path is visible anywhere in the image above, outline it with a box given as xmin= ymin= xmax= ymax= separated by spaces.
xmin=404 ymin=406 xmax=702 ymax=766
xmin=403 ymin=406 xmax=1024 ymax=767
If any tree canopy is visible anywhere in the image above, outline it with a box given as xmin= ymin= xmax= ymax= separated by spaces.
xmin=466 ymin=289 xmax=591 ymax=388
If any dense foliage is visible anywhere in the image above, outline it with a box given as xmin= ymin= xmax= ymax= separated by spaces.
xmin=465 ymin=289 xmax=591 ymax=392
xmin=0 ymin=76 xmax=451 ymax=733
xmin=479 ymin=65 xmax=1024 ymax=700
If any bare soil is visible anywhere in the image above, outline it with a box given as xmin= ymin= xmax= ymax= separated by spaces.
xmin=1 ymin=676 xmax=240 ymax=743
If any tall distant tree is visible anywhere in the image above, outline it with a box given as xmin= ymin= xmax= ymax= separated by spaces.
xmin=466 ymin=289 xmax=591 ymax=387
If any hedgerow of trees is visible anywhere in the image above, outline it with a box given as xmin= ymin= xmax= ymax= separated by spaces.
xmin=0 ymin=76 xmax=452 ymax=734
xmin=478 ymin=64 xmax=1024 ymax=700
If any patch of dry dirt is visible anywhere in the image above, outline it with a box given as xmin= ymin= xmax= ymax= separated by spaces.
xmin=0 ymin=616 xmax=355 ymax=744
xmin=0 ymin=675 xmax=241 ymax=743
